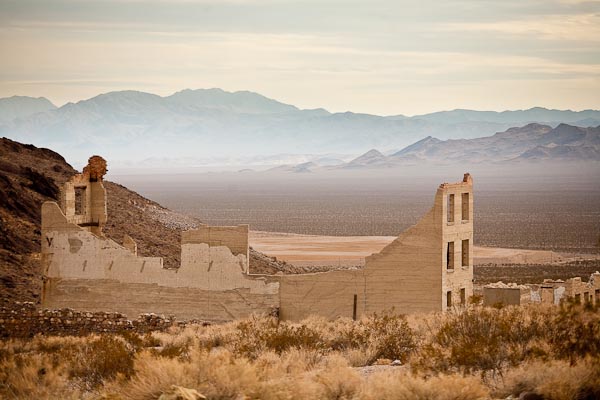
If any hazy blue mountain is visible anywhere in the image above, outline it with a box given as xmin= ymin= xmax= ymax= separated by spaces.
xmin=0 ymin=96 xmax=56 ymax=122
xmin=166 ymin=88 xmax=299 ymax=114
xmin=1 ymin=89 xmax=599 ymax=166
xmin=412 ymin=107 xmax=600 ymax=125
xmin=340 ymin=123 xmax=600 ymax=167
xmin=346 ymin=149 xmax=388 ymax=167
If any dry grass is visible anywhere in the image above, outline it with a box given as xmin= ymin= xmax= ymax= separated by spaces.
xmin=0 ymin=303 xmax=598 ymax=399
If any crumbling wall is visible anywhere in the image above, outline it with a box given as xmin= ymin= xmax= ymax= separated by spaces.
xmin=42 ymin=161 xmax=279 ymax=321
xmin=440 ymin=174 xmax=474 ymax=309
xmin=44 ymin=159 xmax=475 ymax=322
xmin=278 ymin=269 xmax=364 ymax=320
xmin=485 ymin=272 xmax=600 ymax=307
xmin=0 ymin=302 xmax=175 ymax=338
xmin=62 ymin=155 xmax=107 ymax=236
xmin=278 ymin=174 xmax=474 ymax=320
xmin=483 ymin=285 xmax=530 ymax=306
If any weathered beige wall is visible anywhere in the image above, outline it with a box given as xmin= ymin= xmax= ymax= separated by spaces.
xmin=44 ymin=162 xmax=475 ymax=322
xmin=278 ymin=174 xmax=474 ymax=320
xmin=483 ymin=287 xmax=523 ymax=306
xmin=43 ymin=279 xmax=278 ymax=321
xmin=42 ymin=202 xmax=278 ymax=320
xmin=182 ymin=225 xmax=249 ymax=257
xmin=62 ymin=174 xmax=107 ymax=236
xmin=441 ymin=176 xmax=474 ymax=309
xmin=278 ymin=269 xmax=364 ymax=320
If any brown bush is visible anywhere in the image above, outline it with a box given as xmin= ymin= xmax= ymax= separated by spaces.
xmin=498 ymin=359 xmax=600 ymax=400
xmin=415 ymin=306 xmax=551 ymax=375
xmin=550 ymin=299 xmax=600 ymax=362
xmin=68 ymin=335 xmax=136 ymax=389
xmin=233 ymin=316 xmax=325 ymax=357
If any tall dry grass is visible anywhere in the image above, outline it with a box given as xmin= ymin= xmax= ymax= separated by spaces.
xmin=0 ymin=302 xmax=598 ymax=399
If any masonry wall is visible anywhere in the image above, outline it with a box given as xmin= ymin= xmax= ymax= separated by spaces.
xmin=278 ymin=269 xmax=364 ymax=320
xmin=44 ymin=161 xmax=475 ymax=322
xmin=483 ymin=287 xmax=524 ymax=306
xmin=0 ymin=302 xmax=176 ymax=338
xmin=441 ymin=180 xmax=474 ymax=309
xmin=41 ymin=202 xmax=279 ymax=321
xmin=278 ymin=175 xmax=474 ymax=320
xmin=62 ymin=174 xmax=107 ymax=236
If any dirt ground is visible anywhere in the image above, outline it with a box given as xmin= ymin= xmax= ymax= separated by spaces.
xmin=249 ymin=231 xmax=600 ymax=267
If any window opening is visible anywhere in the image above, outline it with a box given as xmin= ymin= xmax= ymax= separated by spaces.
xmin=74 ymin=187 xmax=86 ymax=216
xmin=462 ymin=239 xmax=469 ymax=267
xmin=447 ymin=194 xmax=455 ymax=222
xmin=447 ymin=242 xmax=454 ymax=269
xmin=461 ymin=193 xmax=469 ymax=220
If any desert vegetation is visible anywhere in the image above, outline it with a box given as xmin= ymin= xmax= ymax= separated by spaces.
xmin=0 ymin=301 xmax=598 ymax=400
xmin=475 ymin=259 xmax=600 ymax=285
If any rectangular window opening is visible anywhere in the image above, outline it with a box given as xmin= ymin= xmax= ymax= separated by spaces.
xmin=584 ymin=292 xmax=590 ymax=304
xmin=462 ymin=239 xmax=469 ymax=267
xmin=74 ymin=187 xmax=86 ymax=216
xmin=460 ymin=288 xmax=466 ymax=305
xmin=575 ymin=293 xmax=581 ymax=304
xmin=447 ymin=194 xmax=455 ymax=223
xmin=447 ymin=291 xmax=452 ymax=309
xmin=447 ymin=242 xmax=455 ymax=269
xmin=595 ymin=289 xmax=600 ymax=304
xmin=461 ymin=193 xmax=470 ymax=221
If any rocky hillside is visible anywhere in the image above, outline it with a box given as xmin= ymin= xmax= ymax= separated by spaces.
xmin=0 ymin=138 xmax=286 ymax=302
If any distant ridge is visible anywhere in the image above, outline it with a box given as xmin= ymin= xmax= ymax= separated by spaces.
xmin=347 ymin=149 xmax=387 ymax=167
xmin=0 ymin=96 xmax=56 ymax=122
xmin=335 ymin=123 xmax=600 ymax=168
xmin=1 ymin=89 xmax=599 ymax=165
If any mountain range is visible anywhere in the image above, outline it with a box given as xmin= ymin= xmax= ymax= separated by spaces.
xmin=1 ymin=89 xmax=599 ymax=167
xmin=338 ymin=123 xmax=600 ymax=169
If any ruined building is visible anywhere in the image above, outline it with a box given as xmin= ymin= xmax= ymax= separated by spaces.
xmin=41 ymin=157 xmax=474 ymax=321
xmin=483 ymin=275 xmax=600 ymax=307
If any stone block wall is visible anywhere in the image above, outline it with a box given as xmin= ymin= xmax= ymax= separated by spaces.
xmin=278 ymin=174 xmax=474 ymax=320
xmin=42 ymin=201 xmax=278 ymax=321
xmin=0 ymin=302 xmax=178 ymax=338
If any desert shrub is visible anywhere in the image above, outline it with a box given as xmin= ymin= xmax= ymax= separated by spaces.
xmin=498 ymin=359 xmax=600 ymax=400
xmin=314 ymin=355 xmax=361 ymax=400
xmin=359 ymin=370 xmax=490 ymax=400
xmin=362 ymin=312 xmax=416 ymax=363
xmin=118 ymin=330 xmax=146 ymax=351
xmin=233 ymin=316 xmax=324 ymax=358
xmin=415 ymin=306 xmax=550 ymax=375
xmin=117 ymin=351 xmax=192 ymax=400
xmin=0 ymin=353 xmax=78 ymax=399
xmin=549 ymin=299 xmax=600 ymax=362
xmin=155 ymin=341 xmax=191 ymax=359
xmin=330 ymin=312 xmax=417 ymax=364
xmin=69 ymin=335 xmax=136 ymax=389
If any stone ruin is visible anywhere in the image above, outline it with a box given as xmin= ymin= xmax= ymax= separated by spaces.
xmin=483 ymin=273 xmax=600 ymax=307
xmin=39 ymin=156 xmax=475 ymax=322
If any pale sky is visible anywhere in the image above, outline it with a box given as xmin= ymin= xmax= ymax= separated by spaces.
xmin=0 ymin=0 xmax=599 ymax=115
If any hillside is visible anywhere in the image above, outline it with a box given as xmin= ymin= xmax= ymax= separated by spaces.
xmin=0 ymin=138 xmax=284 ymax=302
xmin=342 ymin=123 xmax=600 ymax=168
xmin=1 ymin=90 xmax=599 ymax=166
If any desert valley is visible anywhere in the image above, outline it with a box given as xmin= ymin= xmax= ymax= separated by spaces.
xmin=1 ymin=0 xmax=600 ymax=397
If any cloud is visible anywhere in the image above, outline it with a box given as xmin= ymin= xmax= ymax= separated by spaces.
xmin=0 ymin=0 xmax=599 ymax=114
xmin=444 ymin=13 xmax=600 ymax=42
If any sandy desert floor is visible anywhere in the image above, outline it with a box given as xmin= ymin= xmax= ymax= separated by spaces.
xmin=250 ymin=230 xmax=599 ymax=267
